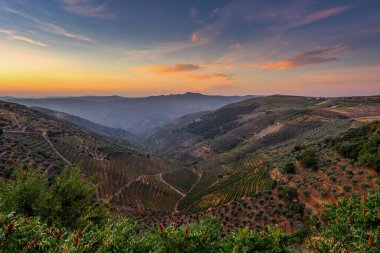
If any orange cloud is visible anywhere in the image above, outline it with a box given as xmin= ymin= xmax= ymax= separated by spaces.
xmin=191 ymin=33 xmax=201 ymax=42
xmin=187 ymin=73 xmax=233 ymax=82
xmin=135 ymin=63 xmax=202 ymax=73
xmin=252 ymin=45 xmax=346 ymax=70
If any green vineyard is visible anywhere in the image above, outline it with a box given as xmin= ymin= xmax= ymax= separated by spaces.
xmin=0 ymin=132 xmax=65 ymax=177
xmin=112 ymin=174 xmax=182 ymax=211
xmin=162 ymin=168 xmax=199 ymax=193
xmin=178 ymin=155 xmax=272 ymax=212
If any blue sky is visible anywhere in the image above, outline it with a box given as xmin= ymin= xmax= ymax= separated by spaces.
xmin=0 ymin=0 xmax=379 ymax=96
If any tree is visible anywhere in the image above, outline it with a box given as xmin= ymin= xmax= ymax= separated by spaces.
xmin=46 ymin=166 xmax=99 ymax=228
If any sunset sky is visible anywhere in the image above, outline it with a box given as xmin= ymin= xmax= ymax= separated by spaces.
xmin=0 ymin=0 xmax=379 ymax=97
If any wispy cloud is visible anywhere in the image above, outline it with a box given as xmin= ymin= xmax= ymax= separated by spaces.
xmin=0 ymin=28 xmax=13 ymax=35
xmin=189 ymin=7 xmax=206 ymax=25
xmin=123 ymin=3 xmax=229 ymax=59
xmin=124 ymin=20 xmax=226 ymax=58
xmin=252 ymin=45 xmax=346 ymax=70
xmin=210 ymin=6 xmax=222 ymax=17
xmin=229 ymin=43 xmax=242 ymax=49
xmin=0 ymin=28 xmax=48 ymax=47
xmin=324 ymin=27 xmax=380 ymax=40
xmin=294 ymin=6 xmax=349 ymax=27
xmin=60 ymin=0 xmax=111 ymax=18
xmin=187 ymin=72 xmax=233 ymax=82
xmin=123 ymin=42 xmax=193 ymax=59
xmin=134 ymin=64 xmax=202 ymax=73
xmin=0 ymin=3 xmax=93 ymax=42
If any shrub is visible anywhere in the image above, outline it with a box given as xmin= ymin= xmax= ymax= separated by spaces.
xmin=0 ymin=165 xmax=48 ymax=217
xmin=283 ymin=162 xmax=296 ymax=174
xmin=46 ymin=167 xmax=104 ymax=228
xmin=317 ymin=189 xmax=380 ymax=252
xmin=331 ymin=121 xmax=380 ymax=172
xmin=299 ymin=150 xmax=318 ymax=170
xmin=343 ymin=185 xmax=352 ymax=192
xmin=0 ymin=165 xmax=107 ymax=229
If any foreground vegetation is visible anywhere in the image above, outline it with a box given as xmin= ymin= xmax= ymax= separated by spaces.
xmin=0 ymin=166 xmax=378 ymax=252
xmin=327 ymin=120 xmax=380 ymax=172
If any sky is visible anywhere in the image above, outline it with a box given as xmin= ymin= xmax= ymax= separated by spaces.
xmin=0 ymin=0 xmax=379 ymax=97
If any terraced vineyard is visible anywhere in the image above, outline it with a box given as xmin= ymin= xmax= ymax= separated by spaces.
xmin=178 ymin=155 xmax=272 ymax=212
xmin=52 ymin=136 xmax=180 ymax=205
xmin=176 ymin=166 xmax=235 ymax=212
xmin=0 ymin=132 xmax=65 ymax=178
xmin=0 ymin=101 xmax=186 ymax=213
xmin=162 ymin=168 xmax=199 ymax=193
xmin=250 ymin=119 xmax=353 ymax=155
xmin=112 ymin=174 xmax=182 ymax=211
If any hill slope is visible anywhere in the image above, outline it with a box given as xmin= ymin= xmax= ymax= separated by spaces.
xmin=0 ymin=101 xmax=193 ymax=212
xmin=147 ymin=95 xmax=380 ymax=166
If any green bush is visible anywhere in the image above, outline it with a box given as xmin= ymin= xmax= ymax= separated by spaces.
xmin=330 ymin=121 xmax=380 ymax=172
xmin=0 ymin=165 xmax=48 ymax=217
xmin=298 ymin=150 xmax=318 ymax=170
xmin=0 ymin=165 xmax=107 ymax=229
xmin=283 ymin=162 xmax=296 ymax=174
xmin=316 ymin=189 xmax=380 ymax=252
xmin=0 ymin=213 xmax=302 ymax=253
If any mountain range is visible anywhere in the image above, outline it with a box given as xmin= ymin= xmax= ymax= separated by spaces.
xmin=1 ymin=93 xmax=257 ymax=137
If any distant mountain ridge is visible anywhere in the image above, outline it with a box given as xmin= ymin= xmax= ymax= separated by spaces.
xmin=1 ymin=93 xmax=258 ymax=137
xmin=32 ymin=106 xmax=140 ymax=143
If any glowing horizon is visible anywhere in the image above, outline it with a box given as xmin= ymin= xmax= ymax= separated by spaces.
xmin=0 ymin=0 xmax=379 ymax=97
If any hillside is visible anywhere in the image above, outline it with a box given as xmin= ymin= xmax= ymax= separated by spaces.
xmin=1 ymin=95 xmax=379 ymax=234
xmin=147 ymin=95 xmax=380 ymax=165
xmin=137 ymin=95 xmax=380 ymax=232
xmin=0 ymin=101 xmax=192 ymax=212
xmin=1 ymin=93 xmax=257 ymax=137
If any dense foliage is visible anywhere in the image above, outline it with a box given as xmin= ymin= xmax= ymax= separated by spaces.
xmin=0 ymin=213 xmax=302 ymax=253
xmin=282 ymin=162 xmax=296 ymax=174
xmin=315 ymin=189 xmax=380 ymax=252
xmin=327 ymin=120 xmax=380 ymax=172
xmin=298 ymin=149 xmax=318 ymax=170
xmin=0 ymin=165 xmax=106 ymax=229
xmin=0 ymin=164 xmax=379 ymax=252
